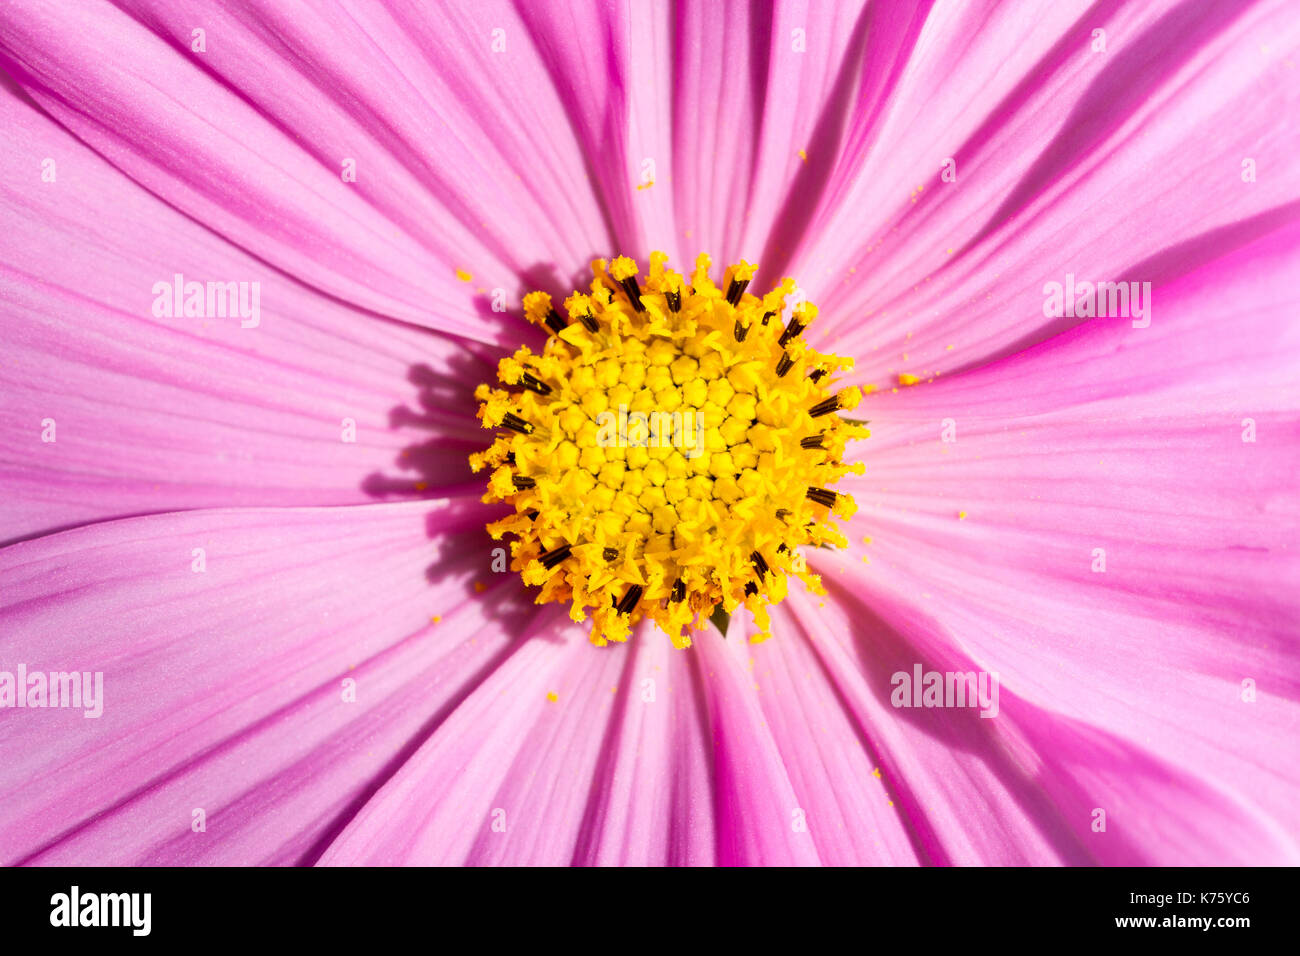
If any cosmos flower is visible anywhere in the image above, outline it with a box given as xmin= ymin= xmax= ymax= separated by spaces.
xmin=1 ymin=0 xmax=1297 ymax=867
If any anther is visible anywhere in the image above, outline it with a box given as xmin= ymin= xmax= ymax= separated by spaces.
xmin=778 ymin=319 xmax=805 ymax=347
xmin=776 ymin=352 xmax=794 ymax=377
xmin=725 ymin=277 xmax=750 ymax=306
xmin=519 ymin=372 xmax=552 ymax=395
xmin=734 ymin=319 xmax=749 ymax=342
xmin=616 ymin=585 xmax=644 ymax=615
xmin=620 ymin=277 xmax=645 ymax=312
xmin=751 ymin=550 xmax=769 ymax=579
xmin=544 ymin=308 xmax=567 ymax=335
xmin=806 ymin=487 xmax=837 ymax=508
xmin=671 ymin=578 xmax=685 ymax=602
xmin=539 ymin=544 xmax=572 ymax=569
xmin=809 ymin=393 xmax=848 ymax=418
xmin=666 ymin=290 xmax=681 ymax=313
xmin=513 ymin=475 xmax=536 ymax=489
xmin=501 ymin=412 xmax=534 ymax=434
xmin=579 ymin=310 xmax=599 ymax=333
xmin=800 ymin=434 xmax=824 ymax=450
xmin=602 ymin=547 xmax=619 ymax=562
xmin=808 ymin=367 xmax=828 ymax=383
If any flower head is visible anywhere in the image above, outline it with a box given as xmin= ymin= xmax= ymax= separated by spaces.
xmin=473 ymin=253 xmax=865 ymax=645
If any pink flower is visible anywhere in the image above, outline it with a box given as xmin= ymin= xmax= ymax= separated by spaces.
xmin=1 ymin=0 xmax=1298 ymax=865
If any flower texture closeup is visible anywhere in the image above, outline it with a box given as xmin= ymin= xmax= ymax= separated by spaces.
xmin=1 ymin=0 xmax=1299 ymax=869
xmin=472 ymin=253 xmax=865 ymax=646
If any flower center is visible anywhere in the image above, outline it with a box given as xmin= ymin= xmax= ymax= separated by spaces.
xmin=472 ymin=252 xmax=865 ymax=647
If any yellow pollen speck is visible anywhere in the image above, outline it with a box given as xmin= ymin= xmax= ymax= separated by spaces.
xmin=474 ymin=581 xmax=487 ymax=593
xmin=472 ymin=252 xmax=865 ymax=647
xmin=798 ymin=149 xmax=808 ymax=163
xmin=432 ymin=615 xmax=442 ymax=623
xmin=456 ymin=269 xmax=473 ymax=282
xmin=546 ymin=691 xmax=558 ymax=702
xmin=415 ymin=481 xmax=427 ymax=491
xmin=898 ymin=373 xmax=920 ymax=386
xmin=958 ymin=510 xmax=967 ymax=520
xmin=636 ymin=180 xmax=655 ymax=191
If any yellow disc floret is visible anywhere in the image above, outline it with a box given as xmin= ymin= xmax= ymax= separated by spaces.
xmin=471 ymin=253 xmax=867 ymax=648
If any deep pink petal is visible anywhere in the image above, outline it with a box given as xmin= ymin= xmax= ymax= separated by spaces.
xmin=820 ymin=215 xmax=1300 ymax=860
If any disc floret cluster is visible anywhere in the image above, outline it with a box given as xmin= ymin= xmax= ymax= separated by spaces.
xmin=472 ymin=252 xmax=865 ymax=646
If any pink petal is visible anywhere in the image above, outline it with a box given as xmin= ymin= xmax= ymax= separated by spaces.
xmin=318 ymin=620 xmax=631 ymax=866
xmin=0 ymin=79 xmax=491 ymax=543
xmin=747 ymin=604 xmax=923 ymax=864
xmin=0 ymin=0 xmax=619 ymax=342
xmin=789 ymin=585 xmax=1295 ymax=864
xmin=0 ymin=497 xmax=527 ymax=865
xmin=795 ymin=0 xmax=1300 ymax=377
xmin=822 ymin=215 xmax=1300 ymax=861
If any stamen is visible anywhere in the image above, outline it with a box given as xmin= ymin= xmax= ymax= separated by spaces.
xmin=806 ymin=487 xmax=837 ymax=507
xmin=539 ymin=544 xmax=572 ymax=569
xmin=778 ymin=320 xmax=805 ymax=347
xmin=725 ymin=278 xmax=750 ymax=306
xmin=616 ymin=585 xmax=643 ymax=615
xmin=475 ymin=253 xmax=865 ymax=647
xmin=519 ymin=372 xmax=552 ymax=395
xmin=501 ymin=412 xmax=533 ymax=434
xmin=621 ymin=277 xmax=645 ymax=312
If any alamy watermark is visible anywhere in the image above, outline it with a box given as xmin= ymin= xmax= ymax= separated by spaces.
xmin=891 ymin=664 xmax=999 ymax=718
xmin=595 ymin=405 xmax=705 ymax=458
xmin=151 ymin=272 xmax=260 ymax=328
xmin=50 ymin=886 xmax=150 ymax=936
xmin=1042 ymin=274 xmax=1152 ymax=328
xmin=0 ymin=664 xmax=103 ymax=718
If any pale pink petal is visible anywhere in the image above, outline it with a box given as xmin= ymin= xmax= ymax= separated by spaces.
xmin=0 ymin=497 xmax=528 ymax=865
xmin=747 ymin=604 xmax=923 ymax=864
xmin=320 ymin=619 xmax=824 ymax=866
xmin=318 ymin=620 xmax=631 ymax=866
xmin=691 ymin=626 xmax=822 ymax=865
xmin=792 ymin=0 xmax=1300 ymax=378
xmin=0 ymin=0 xmax=621 ymax=342
xmin=568 ymin=633 xmax=717 ymax=866
xmin=0 ymin=78 xmax=490 ymax=543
